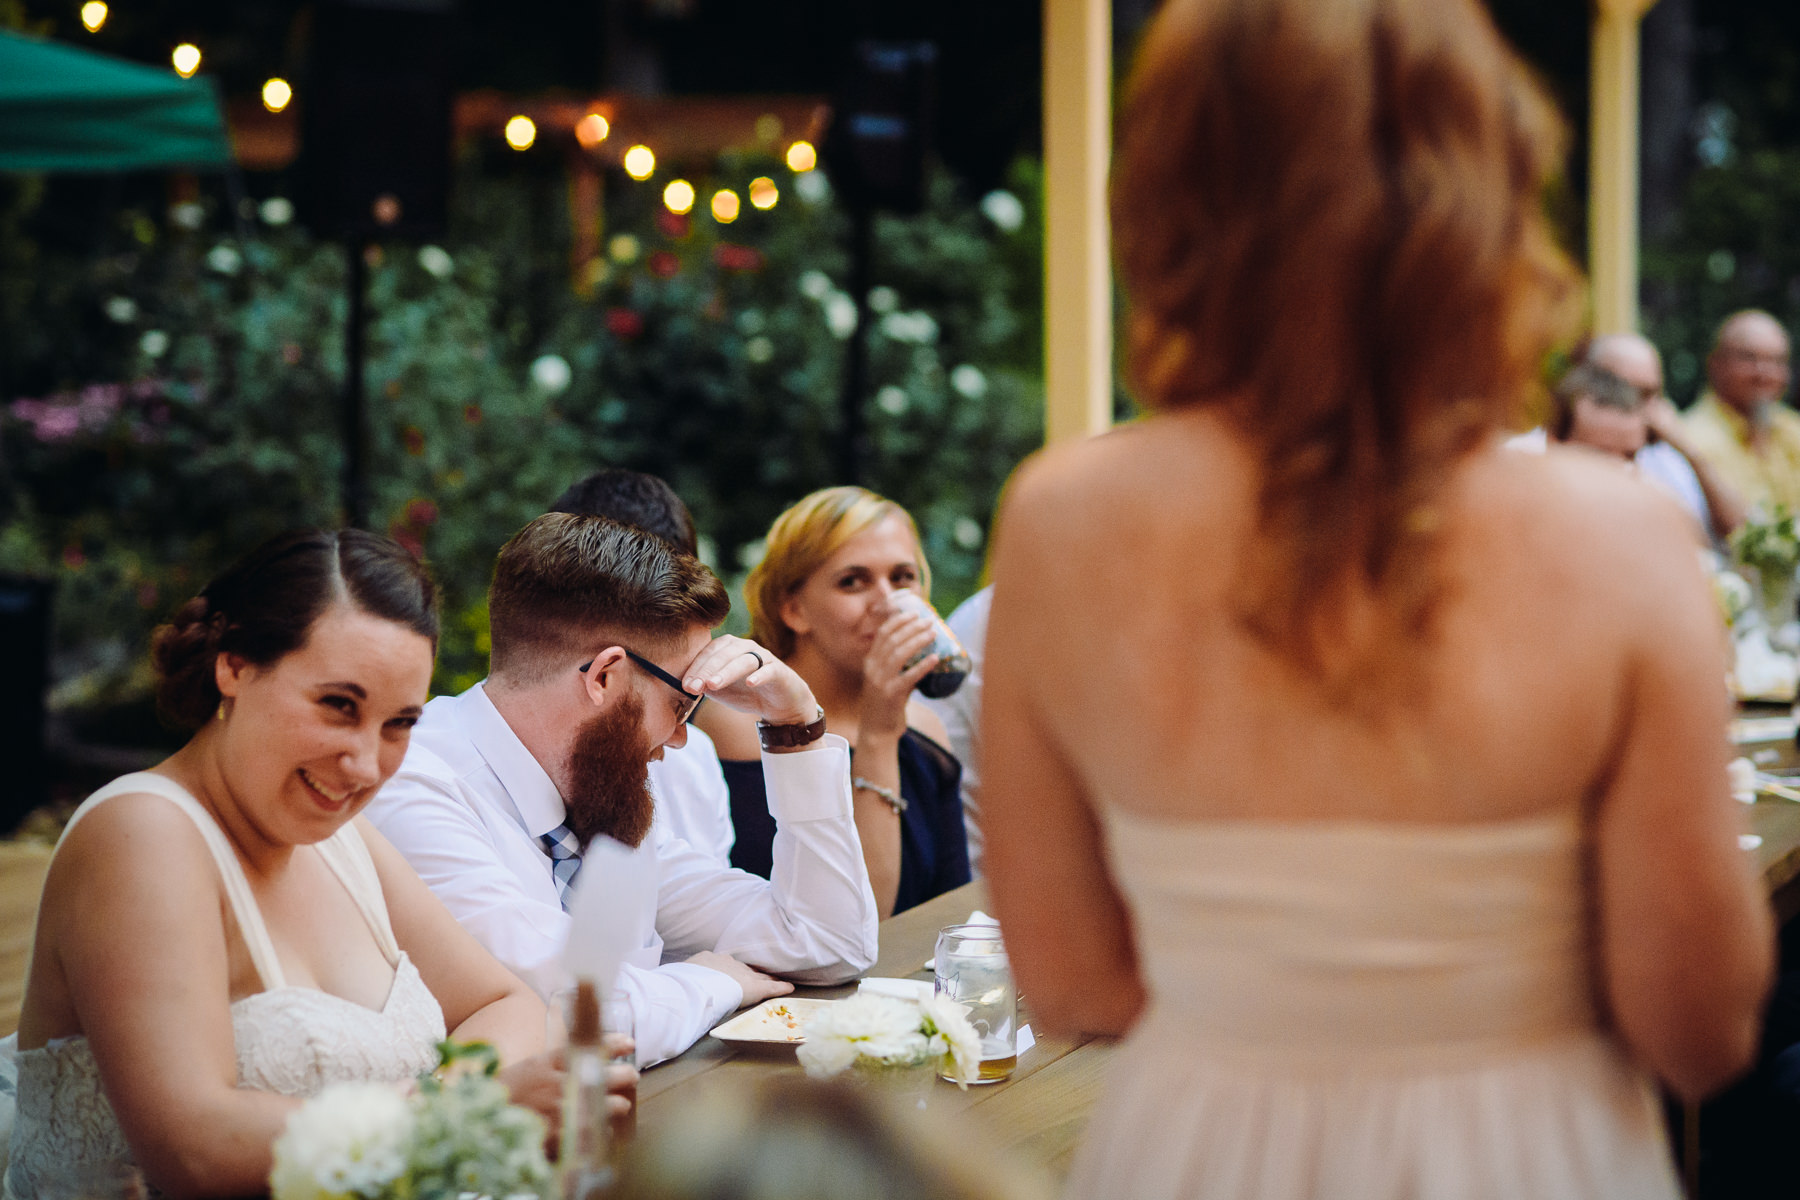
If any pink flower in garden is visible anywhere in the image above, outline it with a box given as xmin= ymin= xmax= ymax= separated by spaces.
xmin=404 ymin=499 xmax=439 ymax=527
xmin=648 ymin=251 xmax=680 ymax=279
xmin=282 ymin=343 xmax=303 ymax=365
xmin=401 ymin=426 xmax=425 ymax=456
xmin=464 ymin=404 xmax=483 ymax=424
xmin=389 ymin=525 xmax=424 ymax=558
xmin=606 ymin=308 xmax=645 ymax=339
xmin=713 ymin=244 xmax=765 ymax=272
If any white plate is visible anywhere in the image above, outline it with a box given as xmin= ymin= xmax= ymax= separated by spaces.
xmin=708 ymin=997 xmax=837 ymax=1045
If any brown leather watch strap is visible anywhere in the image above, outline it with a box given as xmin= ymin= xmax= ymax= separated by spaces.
xmin=757 ymin=706 xmax=827 ymax=750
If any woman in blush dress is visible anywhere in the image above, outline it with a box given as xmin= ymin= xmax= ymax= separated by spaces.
xmin=7 ymin=531 xmax=624 ymax=1199
xmin=978 ymin=1 xmax=1773 ymax=1197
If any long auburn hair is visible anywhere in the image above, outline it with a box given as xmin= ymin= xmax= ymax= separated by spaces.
xmin=1113 ymin=0 xmax=1580 ymax=682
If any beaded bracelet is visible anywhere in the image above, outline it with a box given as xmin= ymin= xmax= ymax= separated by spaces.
xmin=853 ymin=776 xmax=908 ymax=815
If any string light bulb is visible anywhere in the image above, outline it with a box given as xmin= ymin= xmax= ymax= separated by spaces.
xmin=261 ymin=78 xmax=292 ymax=113
xmin=663 ymin=180 xmax=695 ymax=215
xmin=623 ymin=145 xmax=656 ymax=180
xmin=80 ymin=2 xmax=107 ymax=32
xmin=576 ymin=114 xmax=610 ymax=149
xmin=711 ymin=189 xmax=740 ymax=224
xmin=749 ymin=177 xmax=779 ymax=210
xmin=504 ymin=115 xmax=536 ymax=151
xmin=171 ymin=43 xmax=202 ymax=77
xmin=785 ymin=140 xmax=817 ymax=172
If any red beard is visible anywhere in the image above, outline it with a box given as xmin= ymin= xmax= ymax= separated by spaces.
xmin=563 ymin=690 xmax=656 ymax=849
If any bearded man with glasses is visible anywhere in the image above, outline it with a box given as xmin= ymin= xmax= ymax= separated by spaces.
xmin=365 ymin=513 xmax=878 ymax=1067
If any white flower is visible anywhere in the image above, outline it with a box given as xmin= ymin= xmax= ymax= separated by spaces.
xmin=798 ymin=269 xmax=833 ymax=300
xmin=797 ymin=994 xmax=931 ymax=1078
xmin=868 ymin=286 xmax=898 ymax=314
xmin=1716 ymin=569 xmax=1754 ymax=625
xmin=139 ymin=330 xmax=170 ymax=359
xmin=169 ymin=201 xmax=204 ymax=231
xmin=270 ymin=1082 xmax=413 ymax=1200
xmin=876 ymin=385 xmax=908 ymax=415
xmin=103 ymin=296 xmax=138 ymax=324
xmin=823 ymin=292 xmax=859 ymax=339
xmin=745 ymin=335 xmax=775 ymax=363
xmin=794 ymin=170 xmax=830 ymax=204
xmin=879 ymin=311 xmax=938 ymax=345
xmin=949 ymin=364 xmax=988 ymax=399
xmin=417 ymin=245 xmax=454 ymax=278
xmin=530 ymin=354 xmax=572 ymax=395
xmin=919 ymin=993 xmax=983 ymax=1087
xmin=953 ymin=517 xmax=983 ymax=549
xmin=206 ymin=243 xmax=241 ymax=276
xmin=980 ymin=189 xmax=1025 ymax=232
xmin=260 ymin=197 xmax=295 ymax=227
xmin=609 ymin=234 xmax=640 ymax=263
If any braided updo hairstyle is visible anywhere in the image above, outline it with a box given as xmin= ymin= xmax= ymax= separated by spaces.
xmin=151 ymin=529 xmax=439 ymax=730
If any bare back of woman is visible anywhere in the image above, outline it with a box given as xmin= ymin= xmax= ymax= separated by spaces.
xmin=980 ymin=2 xmax=1771 ymax=1196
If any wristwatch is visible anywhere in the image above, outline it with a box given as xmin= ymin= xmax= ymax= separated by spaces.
xmin=757 ymin=706 xmax=827 ymax=750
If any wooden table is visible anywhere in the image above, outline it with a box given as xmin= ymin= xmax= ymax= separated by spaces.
xmin=636 ymin=881 xmax=1112 ymax=1181
xmin=641 ymin=722 xmax=1800 ymax=1192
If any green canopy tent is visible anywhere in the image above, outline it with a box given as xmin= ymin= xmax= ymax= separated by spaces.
xmin=0 ymin=28 xmax=231 ymax=172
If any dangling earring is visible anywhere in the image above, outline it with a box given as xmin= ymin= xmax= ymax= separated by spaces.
xmin=216 ymin=700 xmax=226 ymax=722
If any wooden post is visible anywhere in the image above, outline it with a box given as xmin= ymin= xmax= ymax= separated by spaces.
xmin=1043 ymin=0 xmax=1113 ymax=445
xmin=1589 ymin=0 xmax=1659 ymax=334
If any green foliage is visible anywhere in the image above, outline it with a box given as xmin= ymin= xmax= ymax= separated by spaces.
xmin=0 ymin=157 xmax=1043 ymax=725
xmin=1643 ymin=144 xmax=1800 ymax=401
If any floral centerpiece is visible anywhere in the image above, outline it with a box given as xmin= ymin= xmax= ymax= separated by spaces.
xmin=795 ymin=993 xmax=983 ymax=1088
xmin=270 ymin=1042 xmax=551 ymax=1200
xmin=1730 ymin=506 xmax=1800 ymax=627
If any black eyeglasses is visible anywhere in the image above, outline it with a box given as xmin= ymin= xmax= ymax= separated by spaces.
xmin=579 ymin=649 xmax=705 ymax=725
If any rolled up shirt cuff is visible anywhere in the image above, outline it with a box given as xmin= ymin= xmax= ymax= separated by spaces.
xmin=760 ymin=732 xmax=852 ymax=823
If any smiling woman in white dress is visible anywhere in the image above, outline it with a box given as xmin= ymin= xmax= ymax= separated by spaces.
xmin=979 ymin=1 xmax=1774 ymax=1197
xmin=7 ymin=530 xmax=592 ymax=1199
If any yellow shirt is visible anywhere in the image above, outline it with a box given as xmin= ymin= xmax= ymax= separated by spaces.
xmin=1681 ymin=391 xmax=1800 ymax=517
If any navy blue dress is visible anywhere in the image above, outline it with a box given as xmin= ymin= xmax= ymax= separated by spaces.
xmin=722 ymin=729 xmax=972 ymax=914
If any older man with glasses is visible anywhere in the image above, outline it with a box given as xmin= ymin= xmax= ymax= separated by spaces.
xmin=365 ymin=514 xmax=878 ymax=1067
xmin=1683 ymin=309 xmax=1800 ymax=518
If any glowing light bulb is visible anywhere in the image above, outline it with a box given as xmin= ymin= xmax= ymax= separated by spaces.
xmin=261 ymin=78 xmax=292 ymax=113
xmin=80 ymin=1 xmax=107 ymax=32
xmin=785 ymin=140 xmax=817 ymax=172
xmin=711 ymin=189 xmax=740 ymax=224
xmin=171 ymin=43 xmax=201 ymax=77
xmin=623 ymin=145 xmax=656 ymax=180
xmin=504 ymin=115 xmax=536 ymax=151
xmin=663 ymin=180 xmax=695 ymax=215
xmin=748 ymin=177 xmax=779 ymax=210
xmin=576 ymin=114 xmax=610 ymax=148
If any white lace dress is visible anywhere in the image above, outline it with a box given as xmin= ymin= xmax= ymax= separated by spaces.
xmin=4 ymin=773 xmax=445 ymax=1200
xmin=1064 ymin=807 xmax=1682 ymax=1200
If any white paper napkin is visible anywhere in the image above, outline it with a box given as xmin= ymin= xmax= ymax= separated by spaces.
xmin=562 ymin=835 xmax=659 ymax=995
xmin=858 ymin=977 xmax=934 ymax=1004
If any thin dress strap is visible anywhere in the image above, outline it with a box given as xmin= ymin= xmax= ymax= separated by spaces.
xmin=312 ymin=825 xmax=402 ymax=967
xmin=59 ymin=772 xmax=287 ymax=990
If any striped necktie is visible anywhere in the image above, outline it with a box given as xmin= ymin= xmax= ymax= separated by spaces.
xmin=540 ymin=823 xmax=584 ymax=911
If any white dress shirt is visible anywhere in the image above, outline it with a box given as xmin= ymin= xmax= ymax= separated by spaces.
xmin=921 ymin=586 xmax=991 ymax=876
xmin=365 ymin=683 xmax=879 ymax=1067
xmin=646 ymin=727 xmax=734 ymax=867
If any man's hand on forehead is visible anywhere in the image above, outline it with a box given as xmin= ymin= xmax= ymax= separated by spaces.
xmin=681 ymin=635 xmax=817 ymax=727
